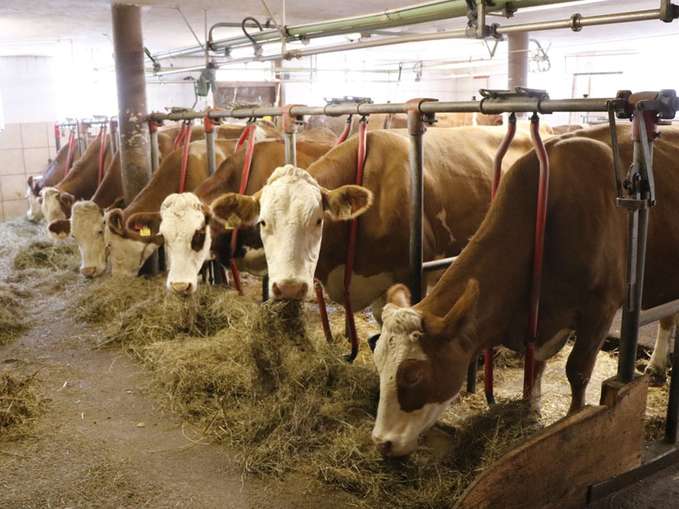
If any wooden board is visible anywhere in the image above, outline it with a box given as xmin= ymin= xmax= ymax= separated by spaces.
xmin=456 ymin=375 xmax=648 ymax=509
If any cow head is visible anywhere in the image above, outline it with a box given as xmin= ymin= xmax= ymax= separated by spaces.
xmin=41 ymin=187 xmax=75 ymax=239
xmin=71 ymin=200 xmax=108 ymax=278
xmin=127 ymin=193 xmax=211 ymax=296
xmin=105 ymin=208 xmax=158 ymax=277
xmin=371 ymin=280 xmax=479 ymax=457
xmin=26 ymin=176 xmax=44 ymax=222
xmin=211 ymin=164 xmax=372 ymax=301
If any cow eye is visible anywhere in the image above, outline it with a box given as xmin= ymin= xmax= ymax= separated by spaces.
xmin=368 ymin=333 xmax=380 ymax=352
xmin=316 ymin=218 xmax=322 ymax=227
xmin=191 ymin=228 xmax=206 ymax=251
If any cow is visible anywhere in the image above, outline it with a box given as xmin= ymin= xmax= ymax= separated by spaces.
xmin=41 ymin=135 xmax=114 ymax=239
xmin=104 ymin=138 xmax=239 ymax=277
xmin=369 ymin=125 xmax=679 ymax=457
xmin=25 ymin=142 xmax=81 ymax=222
xmin=210 ymin=126 xmax=537 ymax=312
xmin=126 ymin=136 xmax=334 ymax=295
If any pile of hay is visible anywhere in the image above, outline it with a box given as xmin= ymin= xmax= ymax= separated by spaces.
xmin=9 ymin=239 xmax=80 ymax=293
xmin=75 ymin=274 xmax=540 ymax=507
xmin=0 ymin=283 xmax=30 ymax=345
xmin=0 ymin=371 xmax=44 ymax=440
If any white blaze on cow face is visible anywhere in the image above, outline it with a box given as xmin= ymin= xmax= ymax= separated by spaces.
xmin=371 ymin=281 xmax=479 ymax=457
xmin=159 ymin=193 xmax=212 ymax=295
xmin=210 ymin=164 xmax=373 ymax=301
xmin=105 ymin=212 xmax=157 ymax=277
xmin=371 ymin=305 xmax=453 ymax=457
xmin=26 ymin=184 xmax=43 ymax=223
xmin=71 ymin=201 xmax=107 ymax=278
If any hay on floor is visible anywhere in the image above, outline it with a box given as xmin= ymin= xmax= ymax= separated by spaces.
xmin=0 ymin=371 xmax=44 ymax=440
xmin=0 ymin=283 xmax=30 ymax=345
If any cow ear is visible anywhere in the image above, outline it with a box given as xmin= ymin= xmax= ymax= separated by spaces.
xmin=423 ymin=279 xmax=479 ymax=343
xmin=210 ymin=192 xmax=260 ymax=228
xmin=321 ymin=185 xmax=373 ymax=221
xmin=48 ymin=219 xmax=71 ymax=238
xmin=386 ymin=284 xmax=411 ymax=308
xmin=126 ymin=212 xmax=164 ymax=245
xmin=107 ymin=208 xmax=126 ymax=237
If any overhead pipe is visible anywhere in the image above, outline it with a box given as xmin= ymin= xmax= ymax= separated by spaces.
xmin=149 ymin=3 xmax=677 ymax=76
xmin=149 ymin=0 xmax=577 ymax=62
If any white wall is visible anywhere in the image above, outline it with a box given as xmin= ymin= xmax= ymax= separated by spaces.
xmin=0 ymin=56 xmax=60 ymax=123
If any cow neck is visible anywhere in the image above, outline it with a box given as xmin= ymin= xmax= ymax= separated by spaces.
xmin=56 ymin=140 xmax=102 ymax=199
xmin=36 ymin=144 xmax=71 ymax=194
xmin=415 ymin=152 xmax=540 ymax=353
xmin=91 ymin=152 xmax=122 ymax=209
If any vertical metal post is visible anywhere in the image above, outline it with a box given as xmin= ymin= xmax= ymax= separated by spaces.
xmin=149 ymin=121 xmax=160 ymax=173
xmin=54 ymin=124 xmax=61 ymax=151
xmin=77 ymin=120 xmax=88 ymax=153
xmin=109 ymin=119 xmax=119 ymax=153
xmin=204 ymin=115 xmax=218 ymax=175
xmin=617 ymin=110 xmax=656 ymax=383
xmin=282 ymin=106 xmax=301 ymax=166
xmin=112 ymin=3 xmax=156 ymax=275
xmin=666 ymin=324 xmax=679 ymax=443
xmin=406 ymin=99 xmax=432 ymax=303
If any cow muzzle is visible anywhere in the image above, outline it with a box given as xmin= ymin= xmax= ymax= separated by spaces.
xmin=371 ymin=433 xmax=416 ymax=458
xmin=80 ymin=266 xmax=98 ymax=278
xmin=170 ymin=282 xmax=194 ymax=296
xmin=272 ymin=279 xmax=309 ymax=300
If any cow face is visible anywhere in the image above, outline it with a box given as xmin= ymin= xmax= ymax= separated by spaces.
xmin=71 ymin=201 xmax=107 ymax=278
xmin=211 ymin=165 xmax=373 ymax=301
xmin=41 ymin=187 xmax=75 ymax=239
xmin=151 ymin=193 xmax=212 ymax=296
xmin=105 ymin=209 xmax=157 ymax=277
xmin=371 ymin=281 xmax=478 ymax=457
xmin=26 ymin=177 xmax=43 ymax=222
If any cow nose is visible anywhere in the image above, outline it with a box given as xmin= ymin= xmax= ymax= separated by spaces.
xmin=272 ymin=280 xmax=308 ymax=300
xmin=80 ymin=267 xmax=97 ymax=278
xmin=376 ymin=440 xmax=393 ymax=457
xmin=170 ymin=282 xmax=193 ymax=295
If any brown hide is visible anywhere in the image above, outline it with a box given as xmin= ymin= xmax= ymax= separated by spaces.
xmin=29 ymin=142 xmax=81 ymax=196
xmin=54 ymin=135 xmax=114 ymax=203
xmin=308 ymin=126 xmax=536 ymax=307
xmin=90 ymin=151 xmax=122 ymax=209
xmin=409 ymin=126 xmax=679 ymax=408
xmin=117 ymin=138 xmax=237 ymax=230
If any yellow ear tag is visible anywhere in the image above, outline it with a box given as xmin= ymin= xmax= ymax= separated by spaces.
xmin=140 ymin=226 xmax=151 ymax=237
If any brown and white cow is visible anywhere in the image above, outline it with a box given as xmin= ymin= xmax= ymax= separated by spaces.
xmin=41 ymin=135 xmax=113 ymax=239
xmin=104 ymin=138 xmax=238 ymax=278
xmin=210 ymin=126 xmax=536 ymax=311
xmin=369 ymin=126 xmax=679 ymax=457
xmin=25 ymin=142 xmax=82 ymax=222
xmin=128 ymin=136 xmax=334 ymax=295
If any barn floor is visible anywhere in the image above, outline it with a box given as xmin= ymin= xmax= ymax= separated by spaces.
xmin=0 ymin=217 xmax=677 ymax=508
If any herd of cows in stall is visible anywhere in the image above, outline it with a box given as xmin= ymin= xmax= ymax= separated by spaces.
xmin=24 ymin=109 xmax=679 ymax=457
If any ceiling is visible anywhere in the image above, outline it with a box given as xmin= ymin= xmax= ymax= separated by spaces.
xmin=0 ymin=0 xmax=676 ymax=61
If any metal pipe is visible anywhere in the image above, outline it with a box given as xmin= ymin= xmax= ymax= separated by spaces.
xmin=284 ymin=131 xmax=296 ymax=166
xmin=150 ymin=4 xmax=674 ymax=72
xmin=406 ymin=99 xmax=429 ymax=303
xmin=148 ymin=96 xmax=614 ymax=123
xmin=151 ymin=0 xmax=576 ymax=61
xmin=422 ymin=256 xmax=457 ymax=272
xmin=206 ymin=126 xmax=217 ymax=175
xmin=639 ymin=299 xmax=679 ymax=326
xmin=149 ymin=126 xmax=160 ymax=173
xmin=508 ymin=32 xmax=529 ymax=92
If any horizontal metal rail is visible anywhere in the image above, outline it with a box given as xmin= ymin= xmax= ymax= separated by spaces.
xmin=639 ymin=298 xmax=679 ymax=327
xmin=422 ymin=256 xmax=457 ymax=272
xmin=149 ymin=2 xmax=678 ymax=75
xmin=149 ymin=0 xmax=575 ymax=62
xmin=148 ymin=96 xmax=622 ymax=123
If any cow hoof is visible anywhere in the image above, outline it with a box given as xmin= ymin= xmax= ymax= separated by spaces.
xmin=645 ymin=365 xmax=667 ymax=386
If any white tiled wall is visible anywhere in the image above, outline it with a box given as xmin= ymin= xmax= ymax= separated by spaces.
xmin=0 ymin=121 xmax=56 ymax=221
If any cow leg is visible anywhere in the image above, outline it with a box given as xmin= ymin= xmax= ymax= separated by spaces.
xmin=646 ymin=314 xmax=676 ymax=386
xmin=566 ymin=313 xmax=615 ymax=414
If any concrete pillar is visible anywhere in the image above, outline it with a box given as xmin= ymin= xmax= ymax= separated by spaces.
xmin=112 ymin=4 xmax=157 ymax=275
xmin=112 ymin=4 xmax=152 ymax=205
xmin=508 ymin=32 xmax=529 ymax=90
